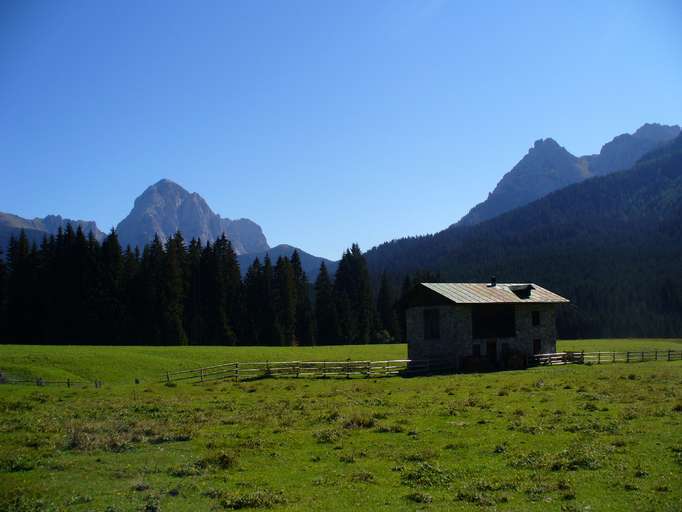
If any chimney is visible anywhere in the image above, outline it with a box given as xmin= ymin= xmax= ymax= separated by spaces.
xmin=490 ymin=276 xmax=497 ymax=287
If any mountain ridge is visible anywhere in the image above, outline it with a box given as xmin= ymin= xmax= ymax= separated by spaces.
xmin=457 ymin=122 xmax=680 ymax=226
xmin=0 ymin=212 xmax=104 ymax=253
xmin=237 ymin=243 xmax=338 ymax=279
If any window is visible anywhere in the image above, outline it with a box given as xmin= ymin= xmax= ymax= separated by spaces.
xmin=533 ymin=339 xmax=542 ymax=354
xmin=472 ymin=305 xmax=516 ymax=339
xmin=532 ymin=311 xmax=541 ymax=326
xmin=423 ymin=308 xmax=440 ymax=340
xmin=472 ymin=344 xmax=481 ymax=357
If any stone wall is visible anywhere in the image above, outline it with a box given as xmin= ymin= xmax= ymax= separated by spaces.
xmin=406 ymin=302 xmax=558 ymax=368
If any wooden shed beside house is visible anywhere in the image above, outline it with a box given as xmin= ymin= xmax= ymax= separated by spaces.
xmin=405 ymin=279 xmax=569 ymax=370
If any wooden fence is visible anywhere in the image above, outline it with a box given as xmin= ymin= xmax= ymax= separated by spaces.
xmin=529 ymin=349 xmax=682 ymax=366
xmin=0 ymin=374 xmax=100 ymax=388
xmin=162 ymin=359 xmax=475 ymax=383
xmin=164 ymin=350 xmax=682 ymax=383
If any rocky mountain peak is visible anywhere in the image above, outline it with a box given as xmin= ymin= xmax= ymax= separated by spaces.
xmin=116 ymin=180 xmax=269 ymax=254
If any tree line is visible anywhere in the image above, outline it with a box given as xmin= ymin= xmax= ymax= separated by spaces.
xmin=0 ymin=226 xmax=405 ymax=345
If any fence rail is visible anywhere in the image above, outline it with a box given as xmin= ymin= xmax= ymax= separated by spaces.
xmin=528 ymin=349 xmax=682 ymax=366
xmin=0 ymin=374 xmax=97 ymax=387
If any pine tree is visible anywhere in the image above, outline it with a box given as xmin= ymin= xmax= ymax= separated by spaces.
xmin=314 ymin=262 xmax=339 ymax=344
xmin=120 ymin=245 xmax=140 ymax=342
xmin=291 ymin=250 xmax=315 ymax=345
xmin=397 ymin=275 xmax=414 ymax=341
xmin=260 ymin=255 xmax=282 ymax=345
xmin=274 ymin=256 xmax=297 ymax=345
xmin=184 ymin=238 xmax=204 ymax=345
xmin=242 ymin=258 xmax=264 ymax=344
xmin=6 ymin=231 xmax=35 ymax=343
xmin=137 ymin=235 xmax=165 ymax=345
xmin=376 ymin=271 xmax=400 ymax=342
xmin=161 ymin=232 xmax=188 ymax=345
xmin=98 ymin=229 xmax=125 ymax=343
xmin=333 ymin=244 xmax=376 ymax=343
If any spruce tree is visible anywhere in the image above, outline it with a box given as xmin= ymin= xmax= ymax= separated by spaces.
xmin=291 ymin=250 xmax=315 ymax=345
xmin=6 ymin=231 xmax=35 ymax=343
xmin=184 ymin=238 xmax=204 ymax=345
xmin=314 ymin=262 xmax=339 ymax=344
xmin=333 ymin=244 xmax=376 ymax=343
xmin=242 ymin=258 xmax=264 ymax=344
xmin=274 ymin=256 xmax=296 ymax=345
xmin=137 ymin=235 xmax=165 ymax=345
xmin=98 ymin=229 xmax=125 ymax=343
xmin=260 ymin=255 xmax=282 ymax=345
xmin=161 ymin=232 xmax=188 ymax=345
xmin=376 ymin=271 xmax=400 ymax=342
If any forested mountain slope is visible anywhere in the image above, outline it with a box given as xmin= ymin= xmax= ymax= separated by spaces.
xmin=366 ymin=135 xmax=682 ymax=337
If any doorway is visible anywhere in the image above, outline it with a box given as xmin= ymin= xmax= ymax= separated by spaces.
xmin=486 ymin=340 xmax=497 ymax=365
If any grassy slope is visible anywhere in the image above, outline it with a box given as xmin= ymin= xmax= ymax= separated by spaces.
xmin=1 ymin=339 xmax=681 ymax=384
xmin=1 ymin=359 xmax=681 ymax=511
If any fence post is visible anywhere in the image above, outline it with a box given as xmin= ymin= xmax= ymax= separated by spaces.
xmin=668 ymin=350 xmax=672 ymax=361
xmin=612 ymin=352 xmax=615 ymax=363
xmin=597 ymin=352 xmax=601 ymax=364
xmin=235 ymin=362 xmax=239 ymax=382
xmin=654 ymin=350 xmax=658 ymax=361
xmin=166 ymin=371 xmax=170 ymax=383
xmin=640 ymin=351 xmax=644 ymax=362
xmin=266 ymin=360 xmax=270 ymax=377
xmin=296 ymin=362 xmax=300 ymax=378
xmin=626 ymin=352 xmax=630 ymax=363
xmin=346 ymin=358 xmax=350 ymax=379
xmin=67 ymin=378 xmax=71 ymax=388
xmin=200 ymin=368 xmax=204 ymax=382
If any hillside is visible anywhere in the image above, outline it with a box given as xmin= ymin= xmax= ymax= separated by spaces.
xmin=366 ymin=134 xmax=682 ymax=338
xmin=458 ymin=123 xmax=680 ymax=226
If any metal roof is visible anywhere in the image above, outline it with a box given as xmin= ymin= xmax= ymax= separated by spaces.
xmin=420 ymin=282 xmax=569 ymax=304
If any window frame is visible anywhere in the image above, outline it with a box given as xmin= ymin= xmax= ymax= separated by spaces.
xmin=532 ymin=310 xmax=541 ymax=327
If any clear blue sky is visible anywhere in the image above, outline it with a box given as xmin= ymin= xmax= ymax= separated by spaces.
xmin=1 ymin=1 xmax=680 ymax=259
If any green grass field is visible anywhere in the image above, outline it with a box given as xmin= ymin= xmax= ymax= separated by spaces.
xmin=1 ymin=340 xmax=681 ymax=511
xmin=1 ymin=339 xmax=681 ymax=384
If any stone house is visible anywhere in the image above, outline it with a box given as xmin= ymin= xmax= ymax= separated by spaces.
xmin=405 ymin=280 xmax=569 ymax=370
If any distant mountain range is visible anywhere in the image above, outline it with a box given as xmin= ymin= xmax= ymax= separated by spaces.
xmin=457 ymin=123 xmax=680 ymax=226
xmin=0 ymin=179 xmax=333 ymax=278
xmin=0 ymin=213 xmax=104 ymax=253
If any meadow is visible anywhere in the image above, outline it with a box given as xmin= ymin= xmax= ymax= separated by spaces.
xmin=1 ymin=339 xmax=681 ymax=511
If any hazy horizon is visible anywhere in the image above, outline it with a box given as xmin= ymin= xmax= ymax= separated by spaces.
xmin=2 ymin=1 xmax=681 ymax=259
